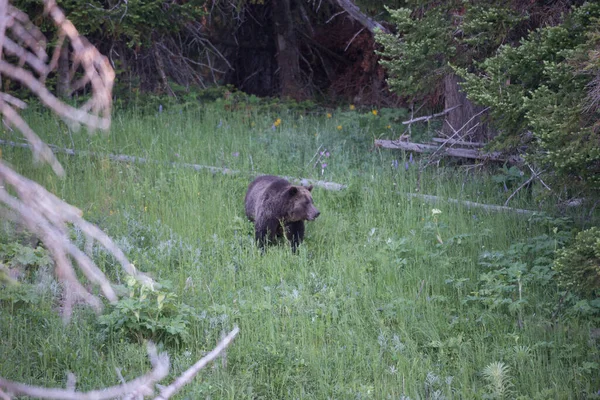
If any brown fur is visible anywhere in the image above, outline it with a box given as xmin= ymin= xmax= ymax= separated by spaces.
xmin=245 ymin=175 xmax=320 ymax=252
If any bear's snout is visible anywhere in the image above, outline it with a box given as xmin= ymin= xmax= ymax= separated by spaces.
xmin=307 ymin=207 xmax=320 ymax=221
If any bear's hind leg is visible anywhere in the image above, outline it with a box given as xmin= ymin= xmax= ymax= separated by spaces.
xmin=255 ymin=219 xmax=280 ymax=251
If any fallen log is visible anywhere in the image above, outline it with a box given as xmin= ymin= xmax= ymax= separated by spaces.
xmin=405 ymin=192 xmax=538 ymax=215
xmin=430 ymin=138 xmax=485 ymax=147
xmin=375 ymin=139 xmax=522 ymax=163
xmin=0 ymin=139 xmax=347 ymax=191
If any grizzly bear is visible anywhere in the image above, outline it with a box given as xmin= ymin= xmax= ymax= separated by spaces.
xmin=245 ymin=175 xmax=320 ymax=252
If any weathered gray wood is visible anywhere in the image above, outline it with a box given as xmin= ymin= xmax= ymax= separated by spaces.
xmin=0 ymin=139 xmax=347 ymax=191
xmin=334 ymin=0 xmax=389 ymax=34
xmin=401 ymin=105 xmax=461 ymax=125
xmin=405 ymin=192 xmax=538 ymax=215
xmin=430 ymin=138 xmax=484 ymax=147
xmin=375 ymin=139 xmax=521 ymax=163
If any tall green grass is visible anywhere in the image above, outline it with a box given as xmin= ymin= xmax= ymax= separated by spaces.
xmin=0 ymin=103 xmax=598 ymax=398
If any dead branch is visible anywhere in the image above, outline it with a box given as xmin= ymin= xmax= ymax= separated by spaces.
xmin=426 ymin=106 xmax=492 ymax=164
xmin=504 ymin=168 xmax=547 ymax=206
xmin=401 ymin=105 xmax=461 ymax=125
xmin=333 ymin=0 xmax=388 ymax=34
xmin=404 ymin=192 xmax=538 ymax=215
xmin=0 ymin=161 xmax=158 ymax=319
xmin=0 ymin=328 xmax=239 ymax=400
xmin=0 ymin=99 xmax=64 ymax=175
xmin=0 ymin=92 xmax=27 ymax=109
xmin=0 ymin=139 xmax=349 ymax=190
xmin=0 ymin=0 xmax=114 ymax=175
xmin=430 ymin=138 xmax=484 ymax=147
xmin=0 ymin=342 xmax=169 ymax=399
xmin=375 ymin=139 xmax=522 ymax=163
xmin=155 ymin=327 xmax=240 ymax=400
xmin=0 ymin=0 xmax=150 ymax=321
xmin=0 ymin=1 xmax=241 ymax=399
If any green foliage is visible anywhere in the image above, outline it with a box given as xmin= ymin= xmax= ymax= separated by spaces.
xmin=376 ymin=6 xmax=454 ymax=99
xmin=491 ymin=164 xmax=525 ymax=190
xmin=98 ymin=276 xmax=198 ymax=346
xmin=465 ymin=232 xmax=568 ymax=316
xmin=554 ymin=227 xmax=600 ymax=297
xmin=58 ymin=0 xmax=205 ymax=48
xmin=0 ymin=242 xmax=53 ymax=272
xmin=457 ymin=3 xmax=600 ymax=189
xmin=376 ymin=2 xmax=526 ymax=102
xmin=0 ymin=240 xmax=55 ymax=310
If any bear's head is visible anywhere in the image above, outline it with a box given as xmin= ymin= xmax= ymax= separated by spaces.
xmin=286 ymin=185 xmax=320 ymax=222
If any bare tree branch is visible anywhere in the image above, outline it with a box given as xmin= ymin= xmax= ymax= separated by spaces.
xmin=0 ymin=0 xmax=154 ymax=319
xmin=155 ymin=327 xmax=240 ymax=400
xmin=0 ymin=343 xmax=170 ymax=400
xmin=333 ymin=0 xmax=388 ymax=34
xmin=401 ymin=105 xmax=462 ymax=125
xmin=0 ymin=3 xmax=241 ymax=399
xmin=0 ymin=328 xmax=240 ymax=400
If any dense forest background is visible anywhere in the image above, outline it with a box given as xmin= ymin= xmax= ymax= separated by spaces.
xmin=7 ymin=0 xmax=598 ymax=199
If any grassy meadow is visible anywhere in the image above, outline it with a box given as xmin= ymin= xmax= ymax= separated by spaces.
xmin=0 ymin=102 xmax=598 ymax=399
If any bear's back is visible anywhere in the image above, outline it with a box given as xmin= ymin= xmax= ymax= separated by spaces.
xmin=245 ymin=175 xmax=291 ymax=221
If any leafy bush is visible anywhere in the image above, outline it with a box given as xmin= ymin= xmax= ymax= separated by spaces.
xmin=464 ymin=229 xmax=570 ymax=318
xmin=0 ymin=240 xmax=56 ymax=310
xmin=554 ymin=227 xmax=600 ymax=297
xmin=99 ymin=276 xmax=198 ymax=346
xmin=0 ymin=241 xmax=53 ymax=275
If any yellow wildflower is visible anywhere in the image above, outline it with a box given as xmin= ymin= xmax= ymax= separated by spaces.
xmin=326 ymin=113 xmax=332 ymax=118
xmin=337 ymin=125 xmax=342 ymax=130
xmin=372 ymin=109 xmax=378 ymax=116
xmin=349 ymin=104 xmax=356 ymax=110
xmin=387 ymin=125 xmax=392 ymax=129
xmin=273 ymin=118 xmax=282 ymax=127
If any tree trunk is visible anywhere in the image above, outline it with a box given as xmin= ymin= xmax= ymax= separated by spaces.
xmin=271 ymin=0 xmax=306 ymax=100
xmin=57 ymin=40 xmax=70 ymax=99
xmin=443 ymin=73 xmax=490 ymax=142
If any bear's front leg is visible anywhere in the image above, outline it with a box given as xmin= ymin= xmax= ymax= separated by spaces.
xmin=285 ymin=221 xmax=305 ymax=253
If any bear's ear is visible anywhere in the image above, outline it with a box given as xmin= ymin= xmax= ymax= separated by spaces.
xmin=307 ymin=185 xmax=314 ymax=192
xmin=287 ymin=186 xmax=298 ymax=197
